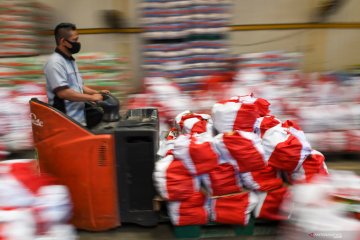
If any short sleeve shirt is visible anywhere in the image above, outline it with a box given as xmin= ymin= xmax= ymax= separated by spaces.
xmin=44 ymin=49 xmax=86 ymax=125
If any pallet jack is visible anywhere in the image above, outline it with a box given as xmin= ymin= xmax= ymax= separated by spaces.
xmin=29 ymin=94 xmax=160 ymax=231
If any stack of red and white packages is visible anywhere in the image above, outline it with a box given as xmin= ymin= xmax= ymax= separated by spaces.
xmin=154 ymin=94 xmax=329 ymax=226
xmin=0 ymin=159 xmax=76 ymax=240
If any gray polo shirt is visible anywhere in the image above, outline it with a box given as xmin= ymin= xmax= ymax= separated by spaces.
xmin=44 ymin=49 xmax=86 ymax=125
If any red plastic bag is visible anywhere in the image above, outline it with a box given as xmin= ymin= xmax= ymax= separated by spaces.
xmin=287 ymin=150 xmax=329 ymax=184
xmin=210 ymin=192 xmax=258 ymax=225
xmin=154 ymin=155 xmax=200 ymax=201
xmin=202 ymin=163 xmax=242 ymax=196
xmin=175 ymin=111 xmax=212 ymax=135
xmin=240 ymin=166 xmax=283 ymax=191
xmin=254 ymin=187 xmax=289 ymax=220
xmin=262 ymin=126 xmax=312 ymax=171
xmin=173 ymin=134 xmax=219 ymax=175
xmin=212 ymin=99 xmax=259 ymax=133
xmin=237 ymin=94 xmax=271 ymax=117
xmin=253 ymin=115 xmax=281 ymax=138
xmin=167 ymin=192 xmax=209 ymax=226
xmin=214 ymin=131 xmax=266 ymax=172
xmin=282 ymin=119 xmax=302 ymax=130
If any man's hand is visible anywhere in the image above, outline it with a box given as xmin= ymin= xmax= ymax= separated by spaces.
xmin=99 ymin=89 xmax=110 ymax=94
xmin=83 ymin=86 xmax=110 ymax=95
xmin=90 ymin=93 xmax=103 ymax=102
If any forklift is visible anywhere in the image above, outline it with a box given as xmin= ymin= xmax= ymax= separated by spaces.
xmin=29 ymin=94 xmax=160 ymax=231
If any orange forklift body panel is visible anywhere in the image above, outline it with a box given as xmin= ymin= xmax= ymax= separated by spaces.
xmin=29 ymin=99 xmax=120 ymax=231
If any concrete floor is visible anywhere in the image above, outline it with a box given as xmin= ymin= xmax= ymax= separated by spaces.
xmin=78 ymin=223 xmax=279 ymax=240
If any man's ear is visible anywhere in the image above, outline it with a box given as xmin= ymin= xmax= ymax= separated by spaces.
xmin=60 ymin=37 xmax=69 ymax=47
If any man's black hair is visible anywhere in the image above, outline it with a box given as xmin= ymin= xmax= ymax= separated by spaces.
xmin=54 ymin=23 xmax=77 ymax=46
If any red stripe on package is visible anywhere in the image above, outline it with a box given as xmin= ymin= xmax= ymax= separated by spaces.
xmin=262 ymin=126 xmax=312 ymax=171
xmin=212 ymin=99 xmax=259 ymax=133
xmin=237 ymin=94 xmax=271 ymax=117
xmin=175 ymin=111 xmax=212 ymax=135
xmin=287 ymin=150 xmax=329 ymax=184
xmin=173 ymin=134 xmax=219 ymax=175
xmin=201 ymin=163 xmax=242 ymax=196
xmin=253 ymin=115 xmax=281 ymax=138
xmin=154 ymin=155 xmax=200 ymax=201
xmin=0 ymin=159 xmax=58 ymax=195
xmin=254 ymin=187 xmax=289 ymax=221
xmin=214 ymin=131 xmax=266 ymax=172
xmin=210 ymin=192 xmax=258 ymax=225
xmin=240 ymin=165 xmax=283 ymax=191
xmin=167 ymin=192 xmax=209 ymax=226
xmin=282 ymin=119 xmax=302 ymax=130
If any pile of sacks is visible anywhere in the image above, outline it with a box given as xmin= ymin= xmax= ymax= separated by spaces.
xmin=0 ymin=83 xmax=47 ymax=152
xmin=154 ymin=94 xmax=329 ymax=226
xmin=0 ymin=159 xmax=76 ymax=240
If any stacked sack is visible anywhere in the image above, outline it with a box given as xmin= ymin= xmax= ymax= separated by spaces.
xmin=0 ymin=159 xmax=76 ymax=240
xmin=154 ymin=93 xmax=329 ymax=226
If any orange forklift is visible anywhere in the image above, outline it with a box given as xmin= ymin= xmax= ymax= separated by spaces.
xmin=29 ymin=94 xmax=160 ymax=231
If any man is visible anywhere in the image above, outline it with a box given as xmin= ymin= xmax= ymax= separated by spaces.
xmin=44 ymin=22 xmax=108 ymax=126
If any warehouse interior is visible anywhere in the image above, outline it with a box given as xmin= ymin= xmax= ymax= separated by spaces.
xmin=0 ymin=0 xmax=359 ymax=239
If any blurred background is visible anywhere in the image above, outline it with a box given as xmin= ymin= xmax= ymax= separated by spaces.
xmin=0 ymin=1 xmax=360 ymax=239
xmin=0 ymin=0 xmax=360 ymax=157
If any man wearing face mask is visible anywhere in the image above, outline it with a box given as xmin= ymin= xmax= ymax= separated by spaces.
xmin=44 ymin=22 xmax=108 ymax=126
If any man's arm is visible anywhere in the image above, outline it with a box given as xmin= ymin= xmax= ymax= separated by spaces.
xmin=83 ymin=86 xmax=110 ymax=95
xmin=56 ymin=88 xmax=103 ymax=102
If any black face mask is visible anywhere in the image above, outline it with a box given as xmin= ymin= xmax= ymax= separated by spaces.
xmin=65 ymin=39 xmax=81 ymax=54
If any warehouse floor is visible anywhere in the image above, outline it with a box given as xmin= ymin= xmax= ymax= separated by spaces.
xmin=78 ymin=223 xmax=279 ymax=240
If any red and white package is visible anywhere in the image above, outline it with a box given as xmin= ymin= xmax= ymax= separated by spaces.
xmin=210 ymin=192 xmax=258 ymax=225
xmin=254 ymin=187 xmax=290 ymax=221
xmin=173 ymin=133 xmax=219 ymax=175
xmin=237 ymin=94 xmax=271 ymax=117
xmin=214 ymin=131 xmax=266 ymax=172
xmin=175 ymin=111 xmax=213 ymax=135
xmin=33 ymin=185 xmax=73 ymax=231
xmin=158 ymin=139 xmax=175 ymax=157
xmin=0 ymin=159 xmax=74 ymax=238
xmin=0 ymin=160 xmax=57 ymax=208
xmin=201 ymin=163 xmax=242 ymax=196
xmin=240 ymin=166 xmax=283 ymax=191
xmin=287 ymin=150 xmax=329 ymax=184
xmin=253 ymin=115 xmax=281 ymax=138
xmin=167 ymin=192 xmax=209 ymax=226
xmin=262 ymin=126 xmax=312 ymax=171
xmin=0 ymin=208 xmax=36 ymax=240
xmin=212 ymin=99 xmax=259 ymax=133
xmin=158 ymin=128 xmax=179 ymax=157
xmin=154 ymin=155 xmax=200 ymax=201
